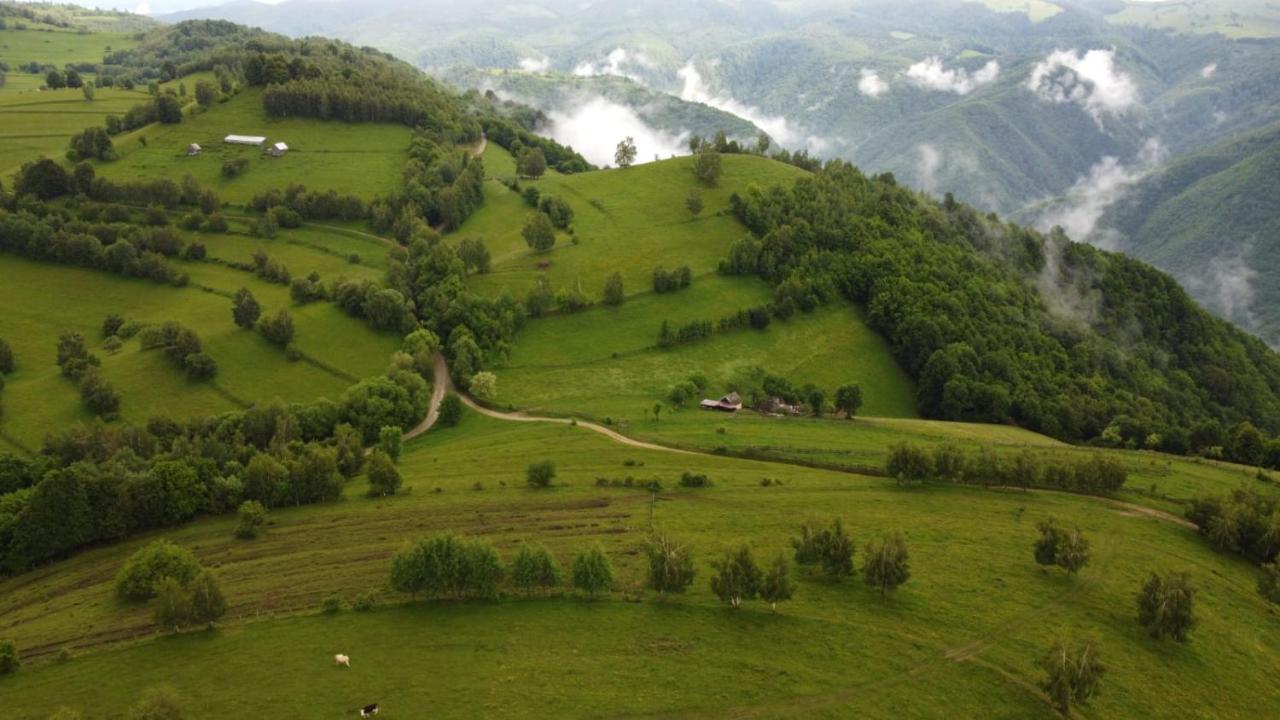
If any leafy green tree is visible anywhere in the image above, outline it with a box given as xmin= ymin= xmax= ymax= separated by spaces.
xmin=693 ymin=148 xmax=722 ymax=184
xmin=603 ymin=272 xmax=625 ymax=306
xmin=194 ymin=80 xmax=217 ymax=107
xmin=235 ymin=500 xmax=267 ymax=539
xmin=437 ymin=394 xmax=463 ymax=428
xmin=183 ymin=353 xmax=217 ymax=381
xmin=231 ymin=288 xmax=261 ymax=330
xmin=614 ymin=137 xmax=637 ymax=168
xmin=257 ymin=309 xmax=294 ymax=346
xmin=645 ymin=532 xmax=696 ymax=596
xmin=1229 ymin=421 xmax=1266 ymax=466
xmin=0 ymin=639 xmax=17 ymax=675
xmin=522 ymin=212 xmax=556 ymax=252
xmin=1039 ymin=637 xmax=1105 ymax=714
xmin=79 ymin=370 xmax=120 ymax=419
xmin=572 ymin=544 xmax=614 ymax=598
xmin=885 ymin=442 xmax=933 ymax=484
xmin=457 ymin=237 xmax=491 ymax=274
xmin=834 ymin=384 xmax=863 ymax=418
xmin=82 ymin=82 xmax=95 ymax=101
xmin=155 ymin=93 xmax=183 ymax=124
xmin=188 ymin=570 xmax=226 ymax=627
xmin=46 ymin=69 xmax=66 ymax=89
xmin=538 ymin=195 xmax=574 ymax=229
xmin=792 ymin=518 xmax=854 ymax=579
xmin=378 ymin=425 xmax=403 ymax=461
xmin=1034 ymin=518 xmax=1063 ymax=567
xmin=464 ymin=540 xmax=504 ymax=600
xmin=510 ymin=543 xmax=562 ymax=595
xmin=760 ymin=554 xmax=794 ymax=611
xmin=469 ymin=371 xmax=498 ymax=403
xmin=686 ymin=188 xmax=704 ymax=217
xmin=527 ymin=460 xmax=556 ymax=488
xmin=15 ymin=157 xmax=70 ymax=199
xmin=1137 ymin=571 xmax=1196 ymax=641
xmin=517 ymin=147 xmax=547 ymax=178
xmin=152 ymin=576 xmax=193 ymax=632
xmin=863 ymin=533 xmax=911 ymax=596
xmin=808 ymin=389 xmax=826 ymax=417
xmin=115 ymin=540 xmax=202 ymax=601
xmin=1056 ymin=528 xmax=1091 ymax=576
xmin=365 ymin=450 xmax=403 ymax=497
xmin=710 ymin=545 xmax=762 ymax=608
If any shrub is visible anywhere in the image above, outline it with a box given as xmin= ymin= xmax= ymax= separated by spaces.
xmin=527 ymin=460 xmax=556 ymax=488
xmin=126 ymin=685 xmax=185 ymax=720
xmin=0 ymin=640 xmax=18 ymax=675
xmin=437 ymin=394 xmax=463 ymax=427
xmin=572 ymin=544 xmax=614 ymax=598
xmin=352 ymin=592 xmax=377 ymax=612
xmin=235 ymin=500 xmax=267 ymax=539
xmin=679 ymin=472 xmax=711 ymax=488
xmin=320 ymin=595 xmax=342 ymax=614
xmin=183 ymin=352 xmax=218 ymax=381
xmin=511 ymin=543 xmax=562 ymax=595
xmin=114 ymin=540 xmax=202 ymax=602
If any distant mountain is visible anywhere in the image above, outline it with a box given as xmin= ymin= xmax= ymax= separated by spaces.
xmin=1098 ymin=122 xmax=1280 ymax=346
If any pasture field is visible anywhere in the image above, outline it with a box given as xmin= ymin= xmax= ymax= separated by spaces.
xmin=0 ymin=409 xmax=1277 ymax=718
xmin=194 ymin=224 xmax=390 ymax=284
xmin=95 ymin=87 xmax=412 ymax=204
xmin=493 ymin=299 xmax=918 ymax=420
xmin=460 ymin=145 xmax=808 ymax=301
xmin=0 ymin=85 xmax=151 ymax=176
xmin=0 ymin=253 xmax=401 ymax=451
xmin=0 ymin=26 xmax=137 ymax=69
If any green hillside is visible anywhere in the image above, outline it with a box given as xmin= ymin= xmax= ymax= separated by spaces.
xmin=4 ymin=410 xmax=1279 ymax=719
xmin=1101 ymin=122 xmax=1280 ymax=347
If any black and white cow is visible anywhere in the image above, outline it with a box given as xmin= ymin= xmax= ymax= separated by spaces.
xmin=360 ymin=703 xmax=379 ymax=717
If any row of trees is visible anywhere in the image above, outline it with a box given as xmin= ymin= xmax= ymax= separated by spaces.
xmin=884 ymin=442 xmax=1128 ymax=493
xmin=390 ymin=534 xmax=616 ymax=600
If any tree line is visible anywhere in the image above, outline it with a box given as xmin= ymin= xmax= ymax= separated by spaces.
xmin=884 ymin=442 xmax=1128 ymax=493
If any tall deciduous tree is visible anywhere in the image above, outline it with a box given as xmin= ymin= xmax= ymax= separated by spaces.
xmin=710 ymin=545 xmax=761 ymax=608
xmin=614 ymin=137 xmax=637 ymax=168
xmin=693 ymin=148 xmax=722 ymax=185
xmin=760 ymin=555 xmax=794 ymax=611
xmin=863 ymin=533 xmax=911 ymax=596
xmin=603 ymin=272 xmax=625 ymax=306
xmin=1137 ymin=571 xmax=1196 ymax=641
xmin=522 ymin=212 xmax=556 ymax=253
xmin=365 ymin=450 xmax=403 ymax=497
xmin=645 ymin=532 xmax=696 ymax=596
xmin=511 ymin=543 xmax=562 ymax=595
xmin=834 ymin=384 xmax=863 ymax=418
xmin=572 ymin=544 xmax=614 ymax=598
xmin=1039 ymin=637 xmax=1105 ymax=714
xmin=231 ymin=288 xmax=261 ymax=330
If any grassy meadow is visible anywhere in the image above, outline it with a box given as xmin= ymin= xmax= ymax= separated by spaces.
xmin=96 ymin=87 xmax=412 ymax=204
xmin=0 ymin=409 xmax=1277 ymax=718
xmin=0 ymin=85 xmax=151 ymax=176
xmin=0 ymin=251 xmax=400 ymax=452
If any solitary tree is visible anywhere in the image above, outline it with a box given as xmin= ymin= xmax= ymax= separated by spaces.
xmin=527 ymin=460 xmax=556 ymax=488
xmin=1034 ymin=518 xmax=1090 ymax=576
xmin=1137 ymin=571 xmax=1196 ymax=641
xmin=257 ymin=309 xmax=294 ymax=346
xmin=644 ymin=532 xmax=696 ymax=596
xmin=710 ymin=545 xmax=762 ymax=609
xmin=1039 ymin=637 xmax=1105 ymax=714
xmin=603 ymin=272 xmax=625 ymax=306
xmin=572 ymin=545 xmax=614 ymax=598
xmin=760 ymin=554 xmax=794 ymax=611
xmin=863 ymin=533 xmax=911 ymax=596
xmin=511 ymin=543 xmax=562 ymax=595
xmin=693 ymin=149 xmax=722 ymax=185
xmin=685 ymin=188 xmax=704 ymax=217
xmin=82 ymin=82 xmax=95 ymax=102
xmin=469 ymin=371 xmax=498 ymax=402
xmin=522 ymin=212 xmax=556 ymax=252
xmin=834 ymin=384 xmax=863 ymax=418
xmin=614 ymin=137 xmax=638 ymax=168
xmin=231 ymin=288 xmax=261 ymax=329
xmin=808 ymin=389 xmax=826 ymax=417
xmin=792 ymin=518 xmax=854 ymax=579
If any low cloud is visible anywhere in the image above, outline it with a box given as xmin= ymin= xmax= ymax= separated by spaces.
xmin=1186 ymin=246 xmax=1258 ymax=333
xmin=572 ymin=48 xmax=654 ymax=82
xmin=1026 ymin=48 xmax=1138 ymax=126
xmin=857 ymin=69 xmax=889 ymax=98
xmin=518 ymin=57 xmax=550 ymax=73
xmin=1035 ymin=138 xmax=1165 ymax=245
xmin=545 ymin=96 xmax=688 ymax=167
xmin=1201 ymin=62 xmax=1217 ymax=78
xmin=916 ymin=144 xmax=942 ymax=194
xmin=905 ymin=57 xmax=999 ymax=95
xmin=677 ymin=61 xmax=799 ymax=147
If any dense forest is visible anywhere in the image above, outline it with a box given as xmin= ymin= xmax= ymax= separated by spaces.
xmin=726 ymin=163 xmax=1280 ymax=457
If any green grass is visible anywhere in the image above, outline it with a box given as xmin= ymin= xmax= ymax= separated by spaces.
xmin=494 ymin=300 xmax=918 ymax=420
xmin=966 ymin=0 xmax=1063 ymax=23
xmin=0 ymin=254 xmax=401 ymax=450
xmin=0 ymin=27 xmax=138 ymax=69
xmin=0 ymin=85 xmax=151 ymax=176
xmin=96 ymin=88 xmax=412 ymax=204
xmin=460 ymin=145 xmax=808 ymax=301
xmin=1 ymin=410 xmax=1277 ymax=718
xmin=1105 ymin=0 xmax=1280 ymax=38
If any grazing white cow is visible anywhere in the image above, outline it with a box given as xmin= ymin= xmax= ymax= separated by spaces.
xmin=334 ymin=653 xmax=350 ymax=668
